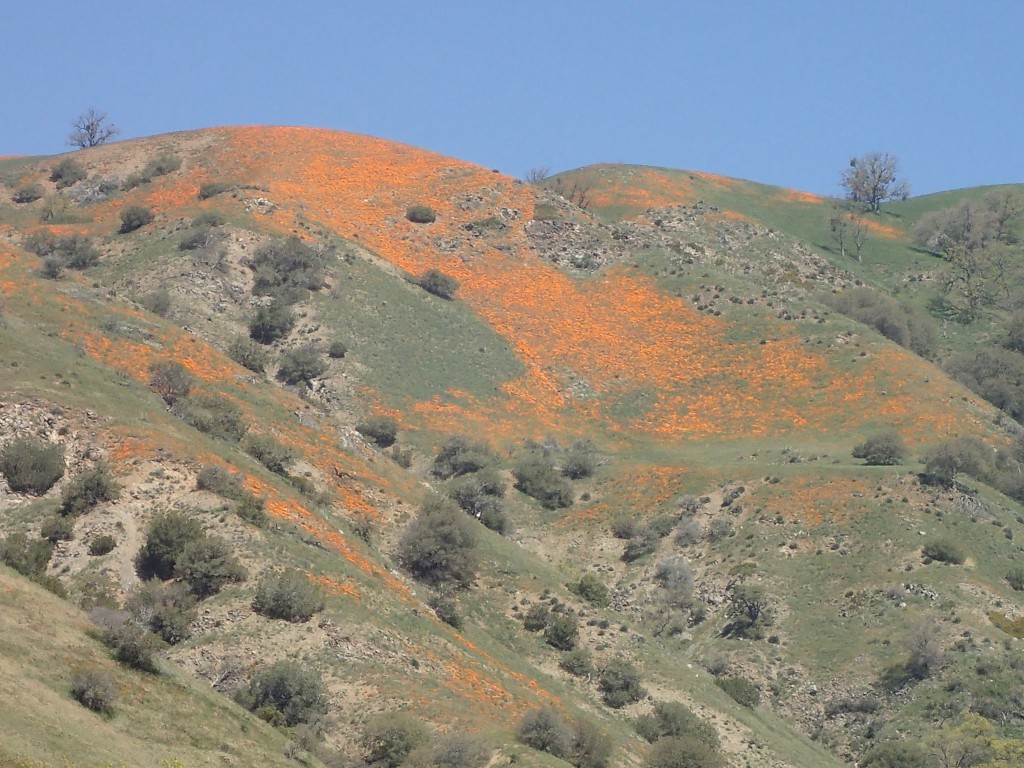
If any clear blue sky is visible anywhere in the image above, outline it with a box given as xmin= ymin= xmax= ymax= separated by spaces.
xmin=3 ymin=1 xmax=1021 ymax=196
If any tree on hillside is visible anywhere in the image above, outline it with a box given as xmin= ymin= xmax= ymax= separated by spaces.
xmin=68 ymin=108 xmax=119 ymax=149
xmin=840 ymin=152 xmax=909 ymax=213
xmin=829 ymin=201 xmax=867 ymax=261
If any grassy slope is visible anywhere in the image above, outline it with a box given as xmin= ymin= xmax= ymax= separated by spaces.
xmin=1 ymin=131 xmax=1022 ymax=767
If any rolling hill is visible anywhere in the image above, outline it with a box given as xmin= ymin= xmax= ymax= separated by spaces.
xmin=1 ymin=127 xmax=1023 ymax=768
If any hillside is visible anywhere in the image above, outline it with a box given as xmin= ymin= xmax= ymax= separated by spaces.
xmin=1 ymin=128 xmax=1023 ymax=768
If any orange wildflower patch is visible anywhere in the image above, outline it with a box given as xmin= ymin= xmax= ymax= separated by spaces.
xmin=756 ymin=475 xmax=868 ymax=527
xmin=856 ymin=216 xmax=904 ymax=240
xmin=309 ymin=573 xmax=360 ymax=600
xmin=776 ymin=189 xmax=826 ymax=205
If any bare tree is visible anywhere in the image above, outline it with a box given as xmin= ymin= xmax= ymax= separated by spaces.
xmin=524 ymin=167 xmax=551 ymax=183
xmin=68 ymin=108 xmax=119 ymax=149
xmin=829 ymin=202 xmax=868 ymax=261
xmin=840 ymin=152 xmax=909 ymax=213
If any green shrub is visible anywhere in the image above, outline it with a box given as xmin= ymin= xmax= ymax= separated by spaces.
xmin=236 ymin=491 xmax=270 ymax=527
xmin=192 ymin=211 xmax=226 ymax=227
xmin=1 ymin=437 xmax=65 ymax=495
xmin=523 ymin=603 xmax=550 ymax=632
xmin=611 ymin=516 xmax=642 ymax=539
xmin=429 ymin=591 xmax=463 ymax=629
xmin=432 ymin=436 xmax=496 ymax=478
xmin=148 ymin=361 xmax=193 ymax=406
xmin=61 ymin=463 xmax=121 ymax=516
xmin=134 ymin=510 xmax=205 ymax=580
xmin=11 ymin=183 xmax=44 ymax=203
xmin=174 ymin=535 xmax=246 ymax=597
xmin=707 ymin=517 xmax=733 ymax=542
xmin=355 ymin=414 xmax=399 ymax=448
xmin=570 ymin=573 xmax=610 ymax=607
xmin=922 ymin=538 xmax=965 ymax=565
xmin=70 ymin=669 xmax=117 ymax=714
xmin=598 ymin=657 xmax=645 ymax=708
xmin=622 ymin=532 xmax=658 ymax=562
xmin=562 ymin=439 xmax=597 ymax=479
xmin=26 ymin=233 xmax=100 ymax=271
xmin=327 ymin=339 xmax=348 ymax=359
xmin=198 ymin=181 xmax=234 ymax=199
xmin=40 ymin=515 xmax=75 ymax=543
xmin=448 ymin=471 xmax=510 ymax=534
xmin=1007 ymin=567 xmax=1024 ymax=591
xmin=195 ymin=465 xmax=243 ymax=498
xmin=227 ymin=334 xmax=270 ymax=373
xmin=50 ymin=158 xmax=86 ymax=188
xmin=119 ymin=205 xmax=154 ymax=233
xmin=635 ymin=701 xmax=720 ymax=749
xmin=513 ymin=457 xmax=573 ymax=509
xmin=243 ymin=434 xmax=294 ymax=475
xmin=544 ymin=613 xmax=579 ymax=650
xmin=825 ymin=287 xmax=936 ymax=359
xmin=859 ymin=741 xmax=929 ymax=768
xmin=124 ymin=154 xmax=181 ymax=188
xmin=139 ymin=288 xmax=172 ymax=317
xmin=126 ymin=579 xmax=197 ymax=645
xmin=253 ymin=569 xmax=325 ymax=622
xmin=250 ymin=235 xmax=326 ymax=303
xmin=920 ymin=437 xmax=991 ymax=487
xmin=248 ymin=301 xmax=295 ymax=344
xmin=246 ymin=660 xmax=326 ymax=726
xmin=560 ymin=647 xmax=595 ymax=677
xmin=714 ymin=676 xmax=760 ymax=708
xmin=945 ymin=349 xmax=1024 ymax=422
xmin=406 ymin=205 xmax=437 ymax=224
xmin=398 ymin=495 xmax=478 ymax=589
xmin=178 ymin=226 xmax=222 ymax=251
xmin=88 ymin=535 xmax=117 ymax=556
xmin=172 ymin=394 xmax=248 ymax=442
xmin=90 ymin=610 xmax=163 ymax=673
xmin=724 ymin=584 xmax=773 ymax=639
xmin=645 ymin=735 xmax=725 ymax=768
xmin=0 ymin=532 xmax=54 ymax=578
xmin=416 ymin=268 xmax=459 ymax=300
xmin=361 ymin=712 xmax=430 ymax=768
xmin=276 ymin=345 xmax=327 ymax=386
xmin=853 ymin=431 xmax=906 ymax=465
xmin=515 ymin=706 xmax=573 ymax=760
xmin=406 ymin=733 xmax=491 ymax=768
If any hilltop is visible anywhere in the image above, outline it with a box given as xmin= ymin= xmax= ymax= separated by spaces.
xmin=1 ymin=127 xmax=1023 ymax=768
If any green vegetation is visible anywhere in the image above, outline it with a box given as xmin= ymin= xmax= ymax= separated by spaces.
xmin=416 ymin=268 xmax=459 ymax=300
xmin=397 ymin=496 xmax=478 ymax=588
xmin=852 ymin=431 xmax=906 ymax=466
xmin=356 ymin=414 xmax=399 ymax=448
xmin=513 ymin=456 xmax=573 ymax=509
xmin=249 ymin=301 xmax=295 ymax=344
xmin=405 ymin=205 xmax=437 ymax=223
xmin=242 ymin=660 xmax=326 ymax=726
xmin=276 ymin=345 xmax=327 ymax=386
xmin=1 ymin=437 xmax=65 ymax=495
xmin=253 ymin=569 xmax=325 ymax=622
xmin=50 ymin=157 xmax=86 ymax=188
xmin=119 ymin=205 xmax=154 ymax=233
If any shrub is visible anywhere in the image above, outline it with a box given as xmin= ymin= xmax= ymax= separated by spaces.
xmin=1007 ymin=567 xmax=1024 ymax=591
xmin=654 ymin=556 xmax=695 ymax=608
xmin=88 ymin=535 xmax=117 ymax=556
xmin=562 ymin=439 xmax=598 ymax=479
xmin=40 ymin=514 xmax=74 ymax=543
xmin=172 ymin=394 xmax=248 ymax=442
xmin=250 ymin=235 xmax=326 ymax=303
xmin=61 ymin=463 xmax=121 ymax=516
xmin=247 ymin=660 xmax=326 ymax=726
xmin=611 ymin=516 xmax=642 ymax=539
xmin=398 ymin=495 xmax=478 ymax=589
xmin=405 ymin=205 xmax=436 ymax=224
xmin=68 ymin=175 xmax=120 ymax=204
xmin=516 ymin=706 xmax=573 ymax=759
xmin=148 ymin=361 xmax=193 ymax=406
xmin=429 ymin=591 xmax=463 ymax=629
xmin=707 ymin=518 xmax=733 ymax=542
xmin=248 ymin=302 xmax=295 ymax=344
xmin=635 ymin=701 xmax=721 ymax=749
xmin=11 ymin=183 xmax=44 ymax=203
xmin=227 ymin=334 xmax=270 ymax=373
xmin=198 ymin=181 xmax=234 ymax=199
xmin=236 ymin=491 xmax=269 ymax=527
xmin=0 ymin=532 xmax=54 ymax=578
xmin=824 ymin=286 xmax=936 ymax=359
xmin=130 ymin=154 xmax=181 ymax=186
xmin=361 ymin=712 xmax=430 ymax=768
xmin=922 ymin=538 xmax=965 ymax=565
xmin=70 ymin=669 xmax=117 ymax=714
xmin=50 ymin=158 xmax=86 ymax=188
xmin=353 ymin=415 xmax=399 ymax=449
xmin=178 ymin=226 xmax=221 ymax=251
xmin=126 ymin=579 xmax=197 ymax=644
xmin=599 ymin=657 xmax=646 ymax=708
xmin=276 ymin=345 xmax=328 ymax=386
xmin=253 ymin=569 xmax=325 ymax=622
xmin=645 ymin=735 xmax=725 ymax=768
xmin=920 ymin=437 xmax=991 ymax=487
xmin=447 ymin=470 xmax=509 ymax=534
xmin=195 ymin=465 xmax=243 ymax=498
xmin=560 ymin=647 xmax=595 ymax=677
xmin=193 ymin=211 xmax=227 ymax=228
xmin=26 ymin=233 xmax=100 ymax=271
xmin=853 ymin=431 xmax=906 ymax=465
xmin=523 ymin=603 xmax=551 ymax=632
xmin=134 ymin=510 xmax=205 ymax=580
xmin=243 ymin=434 xmax=294 ymax=475
xmin=432 ymin=436 xmax=496 ymax=478
xmin=119 ymin=205 xmax=154 ymax=233
xmin=91 ymin=610 xmax=162 ymax=673
xmin=945 ymin=349 xmax=1024 ymax=422
xmin=327 ymin=339 xmax=348 ymax=359
xmin=571 ymin=718 xmax=613 ymax=768
xmin=715 ymin=676 xmax=760 ymax=708
xmin=174 ymin=535 xmax=246 ymax=597
xmin=1 ymin=437 xmax=65 ymax=495
xmin=622 ymin=532 xmax=658 ymax=562
xmin=544 ymin=613 xmax=579 ymax=650
xmin=139 ymin=288 xmax=172 ymax=317
xmin=513 ymin=457 xmax=573 ymax=509
xmin=724 ymin=584 xmax=773 ymax=639
xmin=859 ymin=741 xmax=930 ymax=768
xmin=570 ymin=573 xmax=610 ymax=607
xmin=406 ymin=734 xmax=491 ymax=768
xmin=416 ymin=268 xmax=459 ymax=299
